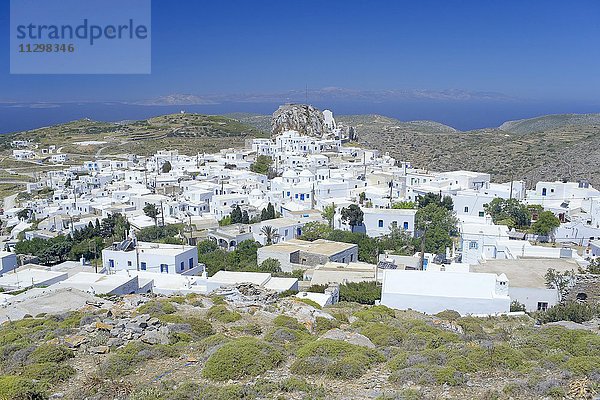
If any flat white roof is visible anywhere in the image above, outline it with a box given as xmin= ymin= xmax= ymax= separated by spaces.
xmin=264 ymin=277 xmax=298 ymax=292
xmin=53 ymin=272 xmax=137 ymax=294
xmin=209 ymin=271 xmax=271 ymax=286
xmin=382 ymin=270 xmax=504 ymax=300
xmin=0 ymin=268 xmax=68 ymax=289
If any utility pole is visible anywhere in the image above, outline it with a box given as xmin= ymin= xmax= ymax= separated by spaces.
xmin=509 ymin=174 xmax=514 ymax=200
xmin=330 ymin=201 xmax=335 ymax=229
xmin=363 ymin=152 xmax=366 ymax=179
xmin=160 ymin=201 xmax=165 ymax=227
xmin=419 ymin=223 xmax=429 ymax=270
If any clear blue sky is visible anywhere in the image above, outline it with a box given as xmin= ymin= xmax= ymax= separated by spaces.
xmin=1 ymin=0 xmax=600 ymax=102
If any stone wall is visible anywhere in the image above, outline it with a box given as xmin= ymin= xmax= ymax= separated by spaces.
xmin=564 ymin=274 xmax=600 ymax=304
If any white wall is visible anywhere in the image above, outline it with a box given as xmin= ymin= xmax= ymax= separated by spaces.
xmin=380 ymin=293 xmax=511 ymax=316
xmin=509 ymin=287 xmax=559 ymax=312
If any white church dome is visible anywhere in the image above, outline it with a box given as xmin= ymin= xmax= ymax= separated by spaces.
xmin=282 ymin=170 xmax=298 ymax=178
xmin=299 ymin=169 xmax=314 ymax=177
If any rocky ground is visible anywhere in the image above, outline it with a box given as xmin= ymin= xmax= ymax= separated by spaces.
xmin=0 ymin=284 xmax=589 ymax=400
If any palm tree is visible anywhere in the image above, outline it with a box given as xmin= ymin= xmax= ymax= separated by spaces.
xmin=261 ymin=225 xmax=280 ymax=245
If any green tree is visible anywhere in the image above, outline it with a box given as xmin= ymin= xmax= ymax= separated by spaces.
xmin=250 ymin=155 xmax=273 ymax=175
xmin=544 ymin=268 xmax=574 ymax=302
xmin=299 ymin=222 xmax=332 ymax=241
xmin=582 ymin=258 xmax=600 ymax=275
xmin=261 ymin=225 xmax=280 ymax=245
xmin=230 ymin=205 xmax=243 ymax=224
xmin=267 ymin=203 xmax=275 ymax=219
xmin=17 ymin=208 xmax=31 ymax=221
xmin=378 ymin=225 xmax=416 ymax=255
xmin=392 ymin=201 xmax=416 ymax=209
xmin=484 ymin=198 xmax=531 ymax=229
xmin=258 ymin=258 xmax=282 ymax=273
xmin=341 ymin=204 xmax=364 ymax=232
xmin=198 ymin=239 xmax=218 ymax=255
xmin=415 ymin=203 xmax=458 ymax=254
xmin=359 ymin=192 xmax=366 ymax=204
xmin=322 ymin=204 xmax=335 ymax=228
xmin=417 ymin=193 xmax=453 ymax=211
xmin=530 ymin=211 xmax=560 ymax=237
xmin=143 ymin=204 xmax=159 ymax=226
xmin=241 ymin=210 xmax=250 ymax=224
xmin=219 ymin=215 xmax=232 ymax=226
xmin=261 ymin=202 xmax=276 ymax=221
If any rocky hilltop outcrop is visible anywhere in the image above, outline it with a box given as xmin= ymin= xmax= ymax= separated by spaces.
xmin=271 ymin=104 xmax=326 ymax=137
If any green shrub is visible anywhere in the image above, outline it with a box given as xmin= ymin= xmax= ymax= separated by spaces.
xmin=295 ymin=298 xmax=322 ymax=309
xmin=273 ymin=315 xmax=306 ymax=331
xmin=264 ymin=327 xmax=311 ymax=345
xmin=564 ymin=356 xmax=600 ymax=376
xmin=339 ymin=281 xmax=381 ymax=305
xmin=187 ymin=317 xmax=214 ymax=338
xmin=433 ymin=366 xmax=465 ymax=386
xmin=232 ymin=323 xmax=263 ymax=336
xmin=99 ymin=342 xmax=177 ymax=378
xmin=457 ymin=317 xmax=486 ymax=337
xmin=0 ymin=375 xmax=45 ymax=400
xmin=168 ymin=296 xmax=186 ymax=304
xmin=435 ymin=310 xmax=461 ymax=321
xmin=202 ymin=337 xmax=284 ymax=381
xmin=21 ymin=362 xmax=75 ymax=384
xmin=291 ymin=339 xmax=384 ymax=379
xmin=210 ymin=295 xmax=227 ymax=305
xmin=278 ymin=289 xmax=299 ymax=298
xmin=29 ymin=344 xmax=73 ymax=364
xmin=307 ymin=284 xmax=327 ymax=293
xmin=510 ymin=301 xmax=526 ymax=312
xmin=314 ymin=317 xmax=340 ymax=333
xmin=359 ymin=323 xmax=405 ymax=346
xmin=206 ymin=305 xmax=241 ymax=323
xmin=137 ymin=300 xmax=177 ymax=316
xmin=353 ymin=305 xmax=395 ymax=322
xmin=539 ymin=301 xmax=599 ymax=323
xmin=387 ymin=351 xmax=409 ymax=371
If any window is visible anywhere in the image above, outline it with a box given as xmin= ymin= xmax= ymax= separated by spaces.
xmin=378 ymin=219 xmax=384 ymax=228
xmin=287 ymin=191 xmax=290 ymax=196
xmin=537 ymin=302 xmax=548 ymax=311
xmin=109 ymin=259 xmax=115 ymax=269
xmin=295 ymin=194 xmax=298 ymax=198
xmin=479 ymin=211 xmax=485 ymax=217
xmin=160 ymin=264 xmax=168 ymax=273
xmin=469 ymin=241 xmax=479 ymax=250
xmin=542 ymin=188 xmax=547 ymax=196
xmin=350 ymin=254 xmax=354 ymax=262
xmin=180 ymin=262 xmax=184 ymax=271
xmin=189 ymin=258 xmax=193 ymax=268
xmin=127 ymin=261 xmax=132 ymax=267
xmin=140 ymin=262 xmax=147 ymax=271
xmin=403 ymin=222 xmax=409 ymax=230
xmin=464 ymin=206 xmax=469 ymax=213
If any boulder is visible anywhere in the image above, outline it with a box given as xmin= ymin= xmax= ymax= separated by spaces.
xmin=319 ymin=329 xmax=376 ymax=349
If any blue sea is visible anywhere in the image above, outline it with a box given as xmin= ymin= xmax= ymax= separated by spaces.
xmin=1 ymin=100 xmax=599 ymax=134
